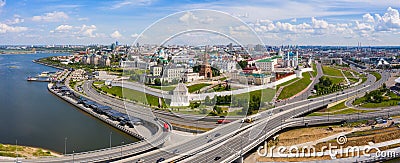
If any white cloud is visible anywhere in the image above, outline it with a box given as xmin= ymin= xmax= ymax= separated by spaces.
xmin=131 ymin=33 xmax=139 ymax=38
xmin=77 ymin=25 xmax=97 ymax=38
xmin=0 ymin=0 xmax=5 ymax=7
xmin=55 ymin=25 xmax=73 ymax=32
xmin=110 ymin=30 xmax=122 ymax=39
xmin=111 ymin=0 xmax=154 ymax=9
xmin=6 ymin=15 xmax=24 ymax=25
xmin=78 ymin=17 xmax=89 ymax=21
xmin=32 ymin=11 xmax=69 ymax=22
xmin=179 ymin=12 xmax=198 ymax=23
xmin=311 ymin=17 xmax=329 ymax=29
xmin=375 ymin=7 xmax=400 ymax=31
xmin=0 ymin=23 xmax=28 ymax=33
xmin=363 ymin=13 xmax=375 ymax=23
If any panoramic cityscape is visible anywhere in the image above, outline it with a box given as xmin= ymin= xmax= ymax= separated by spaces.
xmin=1 ymin=0 xmax=400 ymax=163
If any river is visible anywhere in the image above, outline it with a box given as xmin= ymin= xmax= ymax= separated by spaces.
xmin=0 ymin=53 xmax=137 ymax=154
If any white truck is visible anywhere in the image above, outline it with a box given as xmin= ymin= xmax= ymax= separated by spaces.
xmin=241 ymin=113 xmax=261 ymax=123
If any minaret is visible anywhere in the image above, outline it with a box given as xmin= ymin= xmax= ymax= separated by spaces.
xmin=295 ymin=51 xmax=299 ymax=67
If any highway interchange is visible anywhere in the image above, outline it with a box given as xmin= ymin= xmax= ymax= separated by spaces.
xmin=14 ymin=61 xmax=394 ymax=163
xmin=114 ymin=67 xmax=392 ymax=162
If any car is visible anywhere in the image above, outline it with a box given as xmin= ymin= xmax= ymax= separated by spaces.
xmin=214 ymin=156 xmax=221 ymax=161
xmin=207 ymin=139 xmax=213 ymax=143
xmin=215 ymin=133 xmax=221 ymax=137
xmin=156 ymin=158 xmax=165 ymax=163
xmin=217 ymin=120 xmax=231 ymax=124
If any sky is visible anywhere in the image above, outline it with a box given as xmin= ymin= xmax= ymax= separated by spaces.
xmin=0 ymin=0 xmax=400 ymax=46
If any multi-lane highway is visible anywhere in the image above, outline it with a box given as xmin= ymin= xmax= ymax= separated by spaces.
xmin=82 ymin=81 xmax=226 ymax=129
xmin=115 ymin=69 xmax=390 ymax=162
xmin=186 ymin=70 xmax=390 ymax=163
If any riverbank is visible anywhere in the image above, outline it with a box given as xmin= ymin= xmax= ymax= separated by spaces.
xmin=0 ymin=143 xmax=62 ymax=160
xmin=47 ymin=83 xmax=145 ymax=140
xmin=32 ymin=59 xmax=65 ymax=70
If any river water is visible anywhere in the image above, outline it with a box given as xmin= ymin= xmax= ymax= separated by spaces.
xmin=0 ymin=53 xmax=137 ymax=154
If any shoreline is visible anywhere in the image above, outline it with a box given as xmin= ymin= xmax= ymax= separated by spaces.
xmin=1 ymin=52 xmax=72 ymax=55
xmin=33 ymin=56 xmax=146 ymax=139
xmin=0 ymin=143 xmax=62 ymax=160
xmin=47 ymin=82 xmax=145 ymax=140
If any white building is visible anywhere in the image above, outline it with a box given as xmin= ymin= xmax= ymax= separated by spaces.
xmin=170 ymin=83 xmax=190 ymax=106
xmin=150 ymin=65 xmax=163 ymax=76
xmin=255 ymin=59 xmax=275 ymax=72
xmin=321 ymin=58 xmax=343 ymax=65
xmin=182 ymin=72 xmax=203 ymax=83
xmin=119 ymin=58 xmax=152 ymax=69
xmin=162 ymin=65 xmax=185 ymax=82
xmin=212 ymin=61 xmax=237 ymax=73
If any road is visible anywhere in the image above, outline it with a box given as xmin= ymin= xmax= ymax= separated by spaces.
xmin=116 ymin=69 xmax=389 ymax=162
xmin=275 ymin=62 xmax=323 ymax=106
xmin=83 ymin=81 xmax=225 ymax=129
xmin=14 ymin=83 xmax=170 ymax=163
xmin=186 ymin=70 xmax=390 ymax=163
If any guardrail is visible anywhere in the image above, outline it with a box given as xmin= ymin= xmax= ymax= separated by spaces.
xmin=38 ymin=83 xmax=170 ymax=162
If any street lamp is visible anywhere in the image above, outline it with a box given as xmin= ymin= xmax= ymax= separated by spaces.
xmin=109 ymin=132 xmax=112 ymax=149
xmin=109 ymin=132 xmax=112 ymax=161
xmin=15 ymin=140 xmax=18 ymax=162
xmin=328 ymin=100 xmax=332 ymax=121
xmin=64 ymin=137 xmax=67 ymax=155
xmin=72 ymin=150 xmax=75 ymax=163
xmin=121 ymin=141 xmax=124 ymax=158
xmin=336 ymin=93 xmax=339 ymax=102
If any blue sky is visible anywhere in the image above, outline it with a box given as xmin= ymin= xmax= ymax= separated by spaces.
xmin=0 ymin=0 xmax=400 ymax=45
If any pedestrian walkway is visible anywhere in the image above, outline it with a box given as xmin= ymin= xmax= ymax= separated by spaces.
xmin=340 ymin=70 xmax=351 ymax=86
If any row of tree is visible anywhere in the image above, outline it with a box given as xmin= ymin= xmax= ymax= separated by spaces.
xmin=204 ymin=94 xmax=262 ymax=115
xmin=314 ymin=76 xmax=345 ymax=96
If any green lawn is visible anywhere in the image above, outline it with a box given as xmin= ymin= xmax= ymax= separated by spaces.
xmin=343 ymin=71 xmax=354 ymax=78
xmin=348 ymin=78 xmax=359 ymax=83
xmin=312 ymin=63 xmax=318 ymax=77
xmin=235 ymin=88 xmax=276 ymax=103
xmin=277 ymin=77 xmax=299 ymax=90
xmin=99 ymin=85 xmax=166 ymax=107
xmin=187 ymin=83 xmax=211 ymax=93
xmin=370 ymin=71 xmax=382 ymax=81
xmin=278 ymin=72 xmax=312 ymax=100
xmin=322 ymin=66 xmax=343 ymax=77
xmin=361 ymin=77 xmax=368 ymax=84
xmin=353 ymin=91 xmax=400 ymax=108
xmin=149 ymin=85 xmax=176 ymax=91
xmin=308 ymin=108 xmax=375 ymax=116
xmin=332 ymin=108 xmax=375 ymax=115
xmin=327 ymin=101 xmax=347 ymax=112
xmin=93 ymin=81 xmax=104 ymax=85
xmin=361 ymin=100 xmax=399 ymax=108
xmin=220 ymin=77 xmax=228 ymax=81
xmin=326 ymin=77 xmax=345 ymax=85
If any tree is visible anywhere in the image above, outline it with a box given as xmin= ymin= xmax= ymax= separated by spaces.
xmin=213 ymin=106 xmax=223 ymax=114
xmin=238 ymin=61 xmax=248 ymax=69
xmin=200 ymin=108 xmax=208 ymax=114
xmin=205 ymin=96 xmax=212 ymax=106
xmin=154 ymin=78 xmax=161 ymax=86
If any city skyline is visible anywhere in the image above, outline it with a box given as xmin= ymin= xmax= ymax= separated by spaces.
xmin=0 ymin=0 xmax=400 ymax=46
